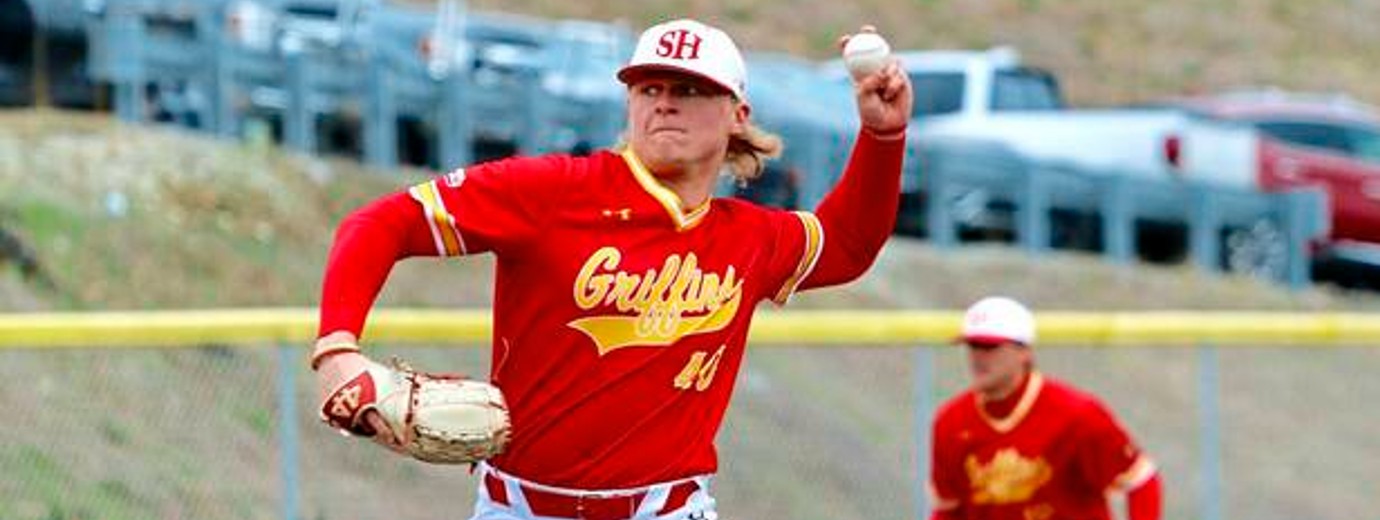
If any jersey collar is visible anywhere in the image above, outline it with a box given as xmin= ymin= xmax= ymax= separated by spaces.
xmin=976 ymin=371 xmax=1044 ymax=433
xmin=620 ymin=147 xmax=711 ymax=232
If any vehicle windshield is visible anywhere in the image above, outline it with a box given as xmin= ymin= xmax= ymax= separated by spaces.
xmin=1254 ymin=120 xmax=1380 ymax=164
xmin=908 ymin=68 xmax=1062 ymax=118
xmin=908 ymin=72 xmax=964 ymax=117
xmin=1352 ymin=125 xmax=1380 ymax=164
xmin=991 ymin=68 xmax=1062 ymax=111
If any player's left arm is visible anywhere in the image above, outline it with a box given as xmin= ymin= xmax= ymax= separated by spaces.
xmin=1077 ymin=401 xmax=1162 ymax=520
xmin=798 ymin=58 xmax=911 ymax=290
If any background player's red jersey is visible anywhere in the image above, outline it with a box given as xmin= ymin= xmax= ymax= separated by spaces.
xmin=930 ymin=373 xmax=1157 ymax=520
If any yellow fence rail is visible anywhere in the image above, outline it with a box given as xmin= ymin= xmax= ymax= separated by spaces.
xmin=0 ymin=309 xmax=1375 ymax=348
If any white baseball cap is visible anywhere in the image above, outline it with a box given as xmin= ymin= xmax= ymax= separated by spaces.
xmin=960 ymin=296 xmax=1036 ymax=347
xmin=617 ymin=19 xmax=748 ymax=102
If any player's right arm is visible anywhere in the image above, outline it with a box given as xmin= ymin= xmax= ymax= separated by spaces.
xmin=311 ymin=193 xmax=446 ymax=451
xmin=317 ymin=156 xmax=566 ymax=341
xmin=312 ymin=156 xmax=565 ymax=450
xmin=318 ymin=191 xmax=445 ymax=340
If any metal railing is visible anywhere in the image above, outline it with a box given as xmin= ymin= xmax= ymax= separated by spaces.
xmin=75 ymin=1 xmax=1335 ymax=293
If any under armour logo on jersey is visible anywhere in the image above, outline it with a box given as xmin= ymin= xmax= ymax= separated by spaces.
xmin=656 ymin=29 xmax=703 ymax=60
xmin=602 ymin=208 xmax=632 ymax=221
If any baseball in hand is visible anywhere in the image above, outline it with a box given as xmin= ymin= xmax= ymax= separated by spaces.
xmin=843 ymin=31 xmax=891 ymax=82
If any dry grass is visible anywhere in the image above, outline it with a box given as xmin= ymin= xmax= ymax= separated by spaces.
xmin=446 ymin=0 xmax=1380 ymax=107
xmin=0 ymin=109 xmax=479 ymax=310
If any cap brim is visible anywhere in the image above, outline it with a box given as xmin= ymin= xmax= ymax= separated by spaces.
xmin=617 ymin=64 xmax=743 ymax=101
xmin=954 ymin=334 xmax=1027 ymax=348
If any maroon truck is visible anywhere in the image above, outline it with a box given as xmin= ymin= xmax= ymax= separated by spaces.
xmin=1168 ymin=91 xmax=1380 ymax=288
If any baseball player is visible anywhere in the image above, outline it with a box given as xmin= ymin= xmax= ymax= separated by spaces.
xmin=930 ymin=297 xmax=1163 ymax=520
xmin=311 ymin=18 xmax=912 ymax=520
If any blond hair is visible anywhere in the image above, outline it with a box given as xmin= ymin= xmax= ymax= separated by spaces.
xmin=614 ymin=120 xmax=784 ymax=184
xmin=725 ymin=121 xmax=783 ymax=185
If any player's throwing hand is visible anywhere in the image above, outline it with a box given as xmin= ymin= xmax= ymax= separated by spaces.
xmin=840 ymin=26 xmax=912 ymax=138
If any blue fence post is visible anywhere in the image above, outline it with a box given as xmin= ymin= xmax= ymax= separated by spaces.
xmin=105 ymin=9 xmax=147 ymax=123
xmin=195 ymin=4 xmax=221 ymax=132
xmin=1278 ymin=189 xmax=1326 ymax=290
xmin=914 ymin=345 xmax=935 ymax=520
xmin=1189 ymin=185 xmax=1222 ymax=273
xmin=1198 ymin=344 xmax=1224 ymax=520
xmin=1016 ymin=165 xmax=1049 ymax=253
xmin=364 ymin=54 xmax=398 ymax=169
xmin=277 ymin=344 xmax=302 ymax=520
xmin=284 ymin=52 xmax=314 ymax=153
xmin=1099 ymin=176 xmax=1135 ymax=264
xmin=923 ymin=148 xmax=957 ymax=249
xmin=214 ymin=43 xmax=239 ymax=138
xmin=440 ymin=72 xmax=473 ymax=170
xmin=519 ymin=69 xmax=546 ymax=155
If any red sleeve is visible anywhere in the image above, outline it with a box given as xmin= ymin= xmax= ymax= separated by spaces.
xmin=409 ymin=155 xmax=572 ymax=256
xmin=317 ymin=191 xmax=441 ymax=338
xmin=929 ymin=509 xmax=962 ymax=520
xmin=317 ymin=155 xmax=572 ymax=339
xmin=1075 ymin=400 xmax=1155 ymax=493
xmin=799 ymin=130 xmax=905 ymax=290
xmin=929 ymin=403 xmax=967 ymax=516
xmin=760 ymin=209 xmax=823 ymax=305
xmin=1126 ymin=473 xmax=1163 ymax=520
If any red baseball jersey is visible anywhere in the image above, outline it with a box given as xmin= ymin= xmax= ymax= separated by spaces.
xmin=318 ymin=133 xmax=904 ymax=489
xmin=930 ymin=373 xmax=1157 ymax=520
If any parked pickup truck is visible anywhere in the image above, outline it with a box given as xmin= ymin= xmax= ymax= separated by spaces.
xmin=825 ymin=48 xmax=1196 ymax=237
xmin=824 ymin=48 xmax=1354 ymax=284
xmin=1161 ymin=91 xmax=1380 ymax=287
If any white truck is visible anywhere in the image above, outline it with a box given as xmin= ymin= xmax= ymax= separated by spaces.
xmin=822 ymin=47 xmax=1333 ymax=281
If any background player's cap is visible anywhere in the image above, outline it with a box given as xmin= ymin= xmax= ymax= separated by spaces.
xmin=618 ymin=19 xmax=748 ymax=103
xmin=959 ymin=296 xmax=1036 ymax=347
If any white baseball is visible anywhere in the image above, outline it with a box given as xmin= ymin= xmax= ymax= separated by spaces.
xmin=843 ymin=31 xmax=891 ymax=81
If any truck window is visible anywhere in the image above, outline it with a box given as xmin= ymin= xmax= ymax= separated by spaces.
xmin=1256 ymin=121 xmax=1356 ymax=156
xmin=908 ymin=72 xmax=964 ymax=117
xmin=1349 ymin=125 xmax=1380 ymax=164
xmin=1255 ymin=120 xmax=1380 ymax=164
xmin=991 ymin=68 xmax=1062 ymax=111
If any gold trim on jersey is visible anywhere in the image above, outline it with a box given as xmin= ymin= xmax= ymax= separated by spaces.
xmin=977 ymin=372 xmax=1044 ymax=433
xmin=568 ymin=246 xmax=743 ymax=355
xmin=408 ymin=179 xmax=467 ymax=256
xmin=772 ymin=211 xmax=824 ymax=305
xmin=619 ymin=148 xmax=710 ymax=231
xmin=927 ymin=481 xmax=960 ymax=511
xmin=1109 ymin=455 xmax=1158 ymax=492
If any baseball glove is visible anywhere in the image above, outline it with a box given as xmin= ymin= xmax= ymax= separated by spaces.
xmin=316 ymin=349 xmax=511 ymax=465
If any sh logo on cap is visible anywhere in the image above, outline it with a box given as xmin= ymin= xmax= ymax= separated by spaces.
xmin=960 ymin=296 xmax=1036 ymax=347
xmin=657 ymin=29 xmax=703 ymax=60
xmin=618 ymin=19 xmax=748 ymax=103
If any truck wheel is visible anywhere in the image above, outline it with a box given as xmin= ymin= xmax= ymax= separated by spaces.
xmin=1223 ymin=220 xmax=1287 ymax=281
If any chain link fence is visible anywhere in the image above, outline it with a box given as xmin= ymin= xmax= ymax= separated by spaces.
xmin=2 ymin=338 xmax=1378 ymax=520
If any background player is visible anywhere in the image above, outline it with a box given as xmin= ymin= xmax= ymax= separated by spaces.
xmin=311 ymin=18 xmax=912 ymax=520
xmin=929 ymin=296 xmax=1163 ymax=520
